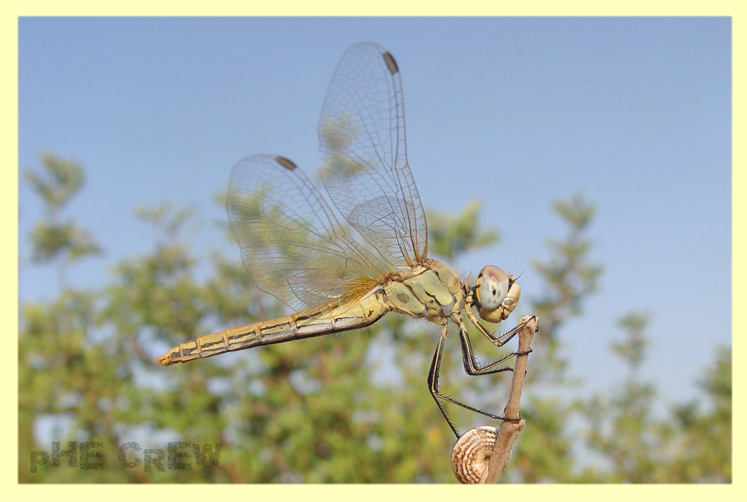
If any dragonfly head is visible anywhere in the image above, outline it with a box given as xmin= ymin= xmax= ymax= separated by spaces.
xmin=474 ymin=265 xmax=521 ymax=324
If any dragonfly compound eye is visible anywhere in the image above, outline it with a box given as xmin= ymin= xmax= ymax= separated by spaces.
xmin=475 ymin=265 xmax=509 ymax=311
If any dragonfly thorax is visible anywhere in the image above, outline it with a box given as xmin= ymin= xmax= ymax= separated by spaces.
xmin=382 ymin=259 xmax=464 ymax=322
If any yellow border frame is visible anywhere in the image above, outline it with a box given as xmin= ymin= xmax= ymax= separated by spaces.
xmin=4 ymin=3 xmax=742 ymax=501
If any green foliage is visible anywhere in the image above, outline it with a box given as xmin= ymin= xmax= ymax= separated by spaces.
xmin=575 ymin=311 xmax=662 ymax=482
xmin=134 ymin=203 xmax=196 ymax=244
xmin=28 ymin=221 xmax=100 ymax=264
xmin=24 ymin=152 xmax=84 ymax=213
xmin=531 ymin=192 xmax=602 ymax=342
xmin=23 ymin=153 xmax=101 ymax=290
xmin=611 ymin=311 xmax=652 ymax=370
xmin=662 ymin=346 xmax=731 ymax=482
xmin=19 ymin=155 xmax=731 ymax=483
xmin=575 ymin=316 xmax=731 ymax=483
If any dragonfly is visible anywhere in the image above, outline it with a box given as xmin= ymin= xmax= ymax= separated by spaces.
xmin=156 ymin=42 xmax=528 ymax=438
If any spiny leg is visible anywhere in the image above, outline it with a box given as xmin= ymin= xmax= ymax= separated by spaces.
xmin=427 ymin=322 xmax=460 ymax=437
xmin=457 ymin=318 xmax=521 ymax=375
xmin=428 ymin=322 xmax=520 ymax=439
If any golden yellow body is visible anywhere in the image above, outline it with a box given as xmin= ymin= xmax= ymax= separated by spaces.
xmin=156 ymin=260 xmax=467 ymax=366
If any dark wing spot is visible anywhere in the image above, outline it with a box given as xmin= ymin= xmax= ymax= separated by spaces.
xmin=275 ymin=156 xmax=297 ymax=170
xmin=382 ymin=51 xmax=399 ymax=74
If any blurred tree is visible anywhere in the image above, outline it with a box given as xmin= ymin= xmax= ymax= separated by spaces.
xmin=662 ymin=345 xmax=731 ymax=482
xmin=575 ymin=311 xmax=661 ymax=482
xmin=20 ymin=153 xmax=106 ymax=482
xmin=427 ymin=199 xmax=499 ymax=259
xmin=23 ymin=153 xmax=101 ymax=291
xmin=575 ymin=314 xmax=731 ymax=483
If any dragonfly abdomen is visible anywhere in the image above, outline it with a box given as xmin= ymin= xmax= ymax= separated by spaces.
xmin=155 ymin=289 xmax=389 ymax=366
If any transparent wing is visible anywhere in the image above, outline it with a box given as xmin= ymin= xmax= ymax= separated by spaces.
xmin=318 ymin=42 xmax=429 ymax=268
xmin=228 ymin=154 xmax=388 ymax=312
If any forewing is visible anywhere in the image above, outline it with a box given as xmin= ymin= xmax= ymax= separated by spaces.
xmin=228 ymin=154 xmax=386 ymax=311
xmin=318 ymin=42 xmax=429 ymax=268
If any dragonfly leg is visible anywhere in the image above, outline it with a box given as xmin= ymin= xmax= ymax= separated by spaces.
xmin=464 ymin=292 xmax=523 ymax=348
xmin=456 ymin=318 xmax=517 ymax=376
xmin=427 ymin=322 xmax=460 ymax=438
xmin=427 ymin=321 xmax=519 ymax=439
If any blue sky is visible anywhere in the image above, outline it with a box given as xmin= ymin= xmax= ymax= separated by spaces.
xmin=18 ymin=17 xmax=731 ymax=408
